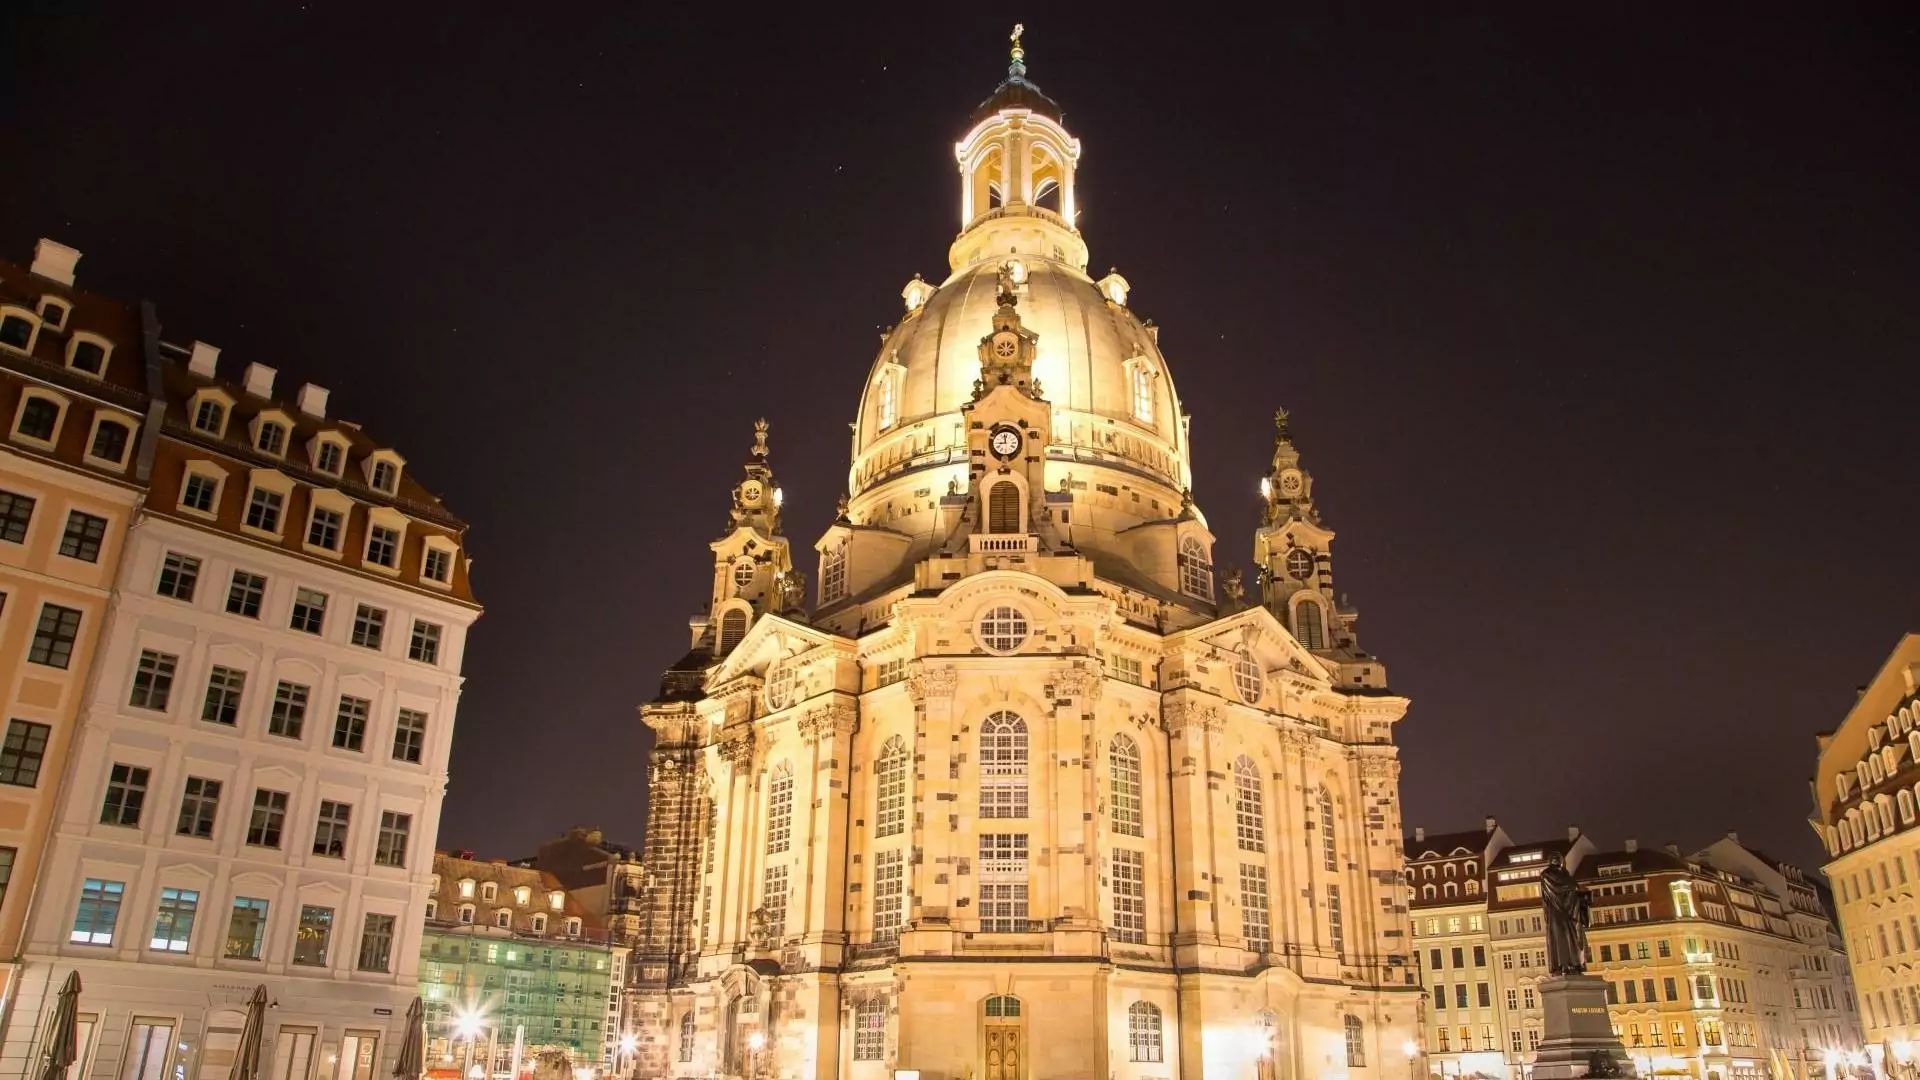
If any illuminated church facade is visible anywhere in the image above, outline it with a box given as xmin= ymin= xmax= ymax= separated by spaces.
xmin=628 ymin=32 xmax=1421 ymax=1080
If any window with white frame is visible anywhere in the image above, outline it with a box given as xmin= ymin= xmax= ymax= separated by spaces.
xmin=978 ymin=833 xmax=1029 ymax=932
xmin=365 ymin=525 xmax=401 ymax=569
xmin=1241 ymin=863 xmax=1271 ymax=954
xmin=313 ymin=439 xmax=344 ymax=475
xmin=875 ymin=367 xmax=900 ymax=431
xmin=1294 ymin=597 xmax=1326 ymax=650
xmin=1111 ymin=849 xmax=1146 ymax=944
xmin=1233 ymin=652 xmax=1263 ymax=704
xmin=766 ymin=762 xmax=793 ymax=854
xmin=1328 ymin=883 xmax=1345 ymax=959
xmin=854 ymin=998 xmax=886 ymax=1061
xmin=86 ymin=417 xmax=132 ymax=466
xmin=1178 ymin=537 xmax=1212 ymax=599
xmin=976 ymin=606 xmax=1028 ymax=653
xmin=1234 ymin=756 xmax=1265 ymax=852
xmin=369 ymin=458 xmax=399 ymax=493
xmin=422 ymin=542 xmax=455 ymax=585
xmin=875 ymin=736 xmax=908 ymax=838
xmin=0 ymin=310 xmax=39 ymax=352
xmin=180 ymin=467 xmax=221 ymax=516
xmin=1110 ymin=734 xmax=1143 ymax=837
xmin=760 ymin=864 xmax=788 ymax=941
xmin=68 ymin=335 xmax=111 ymax=377
xmin=1319 ymin=786 xmax=1337 ymax=871
xmin=192 ymin=396 xmax=228 ymax=437
xmin=14 ymin=393 xmax=63 ymax=444
xmin=979 ymin=711 xmax=1028 ymax=818
xmin=873 ymin=849 xmax=905 ymax=944
xmin=820 ymin=542 xmax=847 ymax=605
xmin=255 ymin=420 xmax=288 ymax=457
xmin=150 ymin=887 xmax=199 ymax=952
xmin=1128 ymin=1002 xmax=1162 ymax=1062
xmin=1344 ymin=1017 xmax=1366 ymax=1066
xmin=243 ymin=485 xmax=285 ymax=534
xmin=1129 ymin=363 xmax=1155 ymax=424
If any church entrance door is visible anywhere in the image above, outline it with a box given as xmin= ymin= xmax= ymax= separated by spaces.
xmin=981 ymin=995 xmax=1024 ymax=1080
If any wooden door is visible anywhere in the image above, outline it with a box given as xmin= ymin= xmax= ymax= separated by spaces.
xmin=984 ymin=1025 xmax=1022 ymax=1080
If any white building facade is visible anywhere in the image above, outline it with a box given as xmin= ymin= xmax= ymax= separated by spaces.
xmin=0 ymin=339 xmax=479 ymax=1080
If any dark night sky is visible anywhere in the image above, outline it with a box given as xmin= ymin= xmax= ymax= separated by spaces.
xmin=4 ymin=6 xmax=1915 ymax=872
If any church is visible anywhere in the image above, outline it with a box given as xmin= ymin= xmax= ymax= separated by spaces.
xmin=626 ymin=30 xmax=1421 ymax=1080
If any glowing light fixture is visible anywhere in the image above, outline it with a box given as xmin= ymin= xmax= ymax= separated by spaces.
xmin=1402 ymin=1039 xmax=1418 ymax=1060
xmin=453 ymin=1006 xmax=487 ymax=1041
xmin=1259 ymin=477 xmax=1272 ymax=500
xmin=618 ymin=1035 xmax=638 ymax=1055
xmin=772 ymin=487 xmax=784 ymax=508
xmin=747 ymin=1032 xmax=767 ymax=1052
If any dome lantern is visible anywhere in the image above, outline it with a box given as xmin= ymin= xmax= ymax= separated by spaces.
xmin=951 ymin=25 xmax=1087 ymax=273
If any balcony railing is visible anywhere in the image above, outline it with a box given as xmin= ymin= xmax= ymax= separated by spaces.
xmin=970 ymin=534 xmax=1036 ymax=555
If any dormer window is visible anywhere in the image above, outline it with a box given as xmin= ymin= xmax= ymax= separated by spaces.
xmin=565 ymin=917 xmax=582 ymax=937
xmin=530 ymin=914 xmax=547 ymax=933
xmin=37 ymin=298 xmax=69 ymax=329
xmin=85 ymin=417 xmax=133 ymax=469
xmin=421 ymin=539 xmax=456 ymax=587
xmin=191 ymin=396 xmax=229 ymax=437
xmin=366 ymin=525 xmax=401 ymax=569
xmin=514 ymin=885 xmax=531 ymax=907
xmin=458 ymin=879 xmax=476 ymax=899
xmin=313 ymin=439 xmax=345 ymax=476
xmin=480 ymin=882 xmax=497 ymax=902
xmin=13 ymin=392 xmax=64 ymax=446
xmin=256 ymin=421 xmax=287 ymax=456
xmin=548 ymin=891 xmax=564 ymax=911
xmin=0 ymin=308 xmax=39 ymax=352
xmin=495 ymin=909 xmax=511 ymax=928
xmin=424 ymin=899 xmax=438 ymax=920
xmin=458 ymin=904 xmax=475 ymax=924
xmin=66 ymin=334 xmax=111 ymax=378
xmin=364 ymin=450 xmax=405 ymax=496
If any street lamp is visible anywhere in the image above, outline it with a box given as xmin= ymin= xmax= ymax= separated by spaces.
xmin=1402 ymin=1038 xmax=1418 ymax=1079
xmin=617 ymin=1035 xmax=637 ymax=1078
xmin=453 ymin=1006 xmax=488 ymax=1080
xmin=746 ymin=1032 xmax=768 ymax=1080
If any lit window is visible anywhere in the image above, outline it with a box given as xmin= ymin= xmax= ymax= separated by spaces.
xmin=976 ymin=605 xmax=1028 ymax=653
xmin=70 ymin=878 xmax=125 ymax=945
xmin=225 ymin=897 xmax=269 ymax=960
xmin=1293 ymin=598 xmax=1325 ymax=650
xmin=1128 ymin=1002 xmax=1162 ymax=1062
xmin=875 ymin=736 xmax=909 ymax=838
xmin=1109 ymin=735 xmax=1143 ymax=837
xmin=1234 ymin=757 xmax=1265 ymax=852
xmin=979 ymin=711 xmax=1028 ymax=818
xmin=767 ymin=762 xmax=794 ymax=853
xmin=1129 ymin=365 xmax=1154 ymax=424
xmin=820 ymin=543 xmax=848 ymax=604
xmin=1178 ymin=537 xmax=1212 ymax=600
xmin=978 ymin=834 xmax=1029 ymax=932
xmin=458 ymin=879 xmax=476 ymax=899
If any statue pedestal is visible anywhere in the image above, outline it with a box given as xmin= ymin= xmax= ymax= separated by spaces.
xmin=1529 ymin=974 xmax=1635 ymax=1078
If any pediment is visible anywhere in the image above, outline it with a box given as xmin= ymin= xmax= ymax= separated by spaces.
xmin=1175 ymin=603 xmax=1336 ymax=690
xmin=707 ymin=612 xmax=852 ymax=686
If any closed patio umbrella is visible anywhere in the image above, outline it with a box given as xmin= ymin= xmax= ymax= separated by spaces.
xmin=38 ymin=971 xmax=82 ymax=1080
xmin=228 ymin=986 xmax=269 ymax=1080
xmin=392 ymin=997 xmax=426 ymax=1080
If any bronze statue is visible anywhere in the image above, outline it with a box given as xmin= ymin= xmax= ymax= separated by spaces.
xmin=1541 ymin=854 xmax=1591 ymax=975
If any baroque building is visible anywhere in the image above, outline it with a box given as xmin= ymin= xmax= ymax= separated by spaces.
xmin=1813 ymin=633 xmax=1920 ymax=1073
xmin=0 ymin=239 xmax=482 ymax=1080
xmin=629 ymin=35 xmax=1420 ymax=1080
xmin=1406 ymin=823 xmax=1863 ymax=1080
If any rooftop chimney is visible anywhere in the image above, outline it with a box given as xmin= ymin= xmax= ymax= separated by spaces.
xmin=296 ymin=383 xmax=330 ymax=418
xmin=242 ymin=363 xmax=277 ymax=399
xmin=187 ymin=341 xmax=220 ymax=378
xmin=30 ymin=239 xmax=80 ymax=286
xmin=1624 ymin=838 xmax=1638 ymax=853
xmin=1485 ymin=815 xmax=1497 ymax=831
xmin=1726 ymin=831 xmax=1739 ymax=845
xmin=1414 ymin=826 xmax=1426 ymax=842
xmin=1566 ymin=825 xmax=1580 ymax=842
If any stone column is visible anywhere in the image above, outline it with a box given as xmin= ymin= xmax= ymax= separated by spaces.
xmin=1165 ymin=697 xmax=1224 ymax=955
xmin=710 ymin=729 xmax=756 ymax=954
xmin=906 ymin=665 xmax=959 ymax=936
xmin=1047 ymin=660 xmax=1101 ymax=928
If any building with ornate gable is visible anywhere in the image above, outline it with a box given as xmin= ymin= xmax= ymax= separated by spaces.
xmin=625 ymin=31 xmax=1420 ymax=1080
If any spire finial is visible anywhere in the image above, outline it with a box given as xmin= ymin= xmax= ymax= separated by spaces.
xmin=1273 ymin=407 xmax=1291 ymax=444
xmin=1009 ymin=23 xmax=1027 ymax=78
xmin=752 ymin=418 xmax=770 ymax=459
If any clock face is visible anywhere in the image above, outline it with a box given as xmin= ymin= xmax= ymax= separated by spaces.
xmin=993 ymin=335 xmax=1018 ymax=359
xmin=989 ymin=427 xmax=1023 ymax=459
xmin=741 ymin=481 xmax=763 ymax=503
xmin=1286 ymin=549 xmax=1315 ymax=581
xmin=1279 ymin=470 xmax=1303 ymax=496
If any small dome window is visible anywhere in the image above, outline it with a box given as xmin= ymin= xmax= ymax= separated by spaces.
xmin=976 ymin=605 xmax=1029 ymax=654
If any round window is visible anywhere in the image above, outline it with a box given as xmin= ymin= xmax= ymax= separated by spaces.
xmin=733 ymin=559 xmax=755 ymax=589
xmin=1285 ymin=549 xmax=1314 ymax=581
xmin=976 ymin=605 xmax=1030 ymax=654
xmin=1233 ymin=653 xmax=1263 ymax=704
xmin=765 ymin=662 xmax=795 ymax=710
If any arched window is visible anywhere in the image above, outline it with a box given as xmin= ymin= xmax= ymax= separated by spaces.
xmin=854 ymin=998 xmax=886 ymax=1061
xmin=193 ymin=398 xmax=226 ymax=435
xmin=1233 ymin=756 xmax=1265 ymax=853
xmin=1880 ymin=796 xmax=1897 ymax=833
xmin=1444 ymin=863 xmax=1456 ymax=879
xmin=820 ymin=543 xmax=848 ymax=604
xmin=987 ymin=482 xmax=1020 ymax=533
xmin=1128 ymin=1002 xmax=1163 ymax=1063
xmin=1294 ymin=598 xmax=1325 ymax=650
xmin=1129 ymin=365 xmax=1154 ymax=424
xmin=494 ymin=909 xmax=511 ymax=928
xmin=1343 ymin=1016 xmax=1366 ymax=1067
xmin=1422 ymin=884 xmax=1435 ymax=899
xmin=1110 ymin=734 xmax=1143 ymax=837
xmin=767 ymin=762 xmax=793 ymax=854
xmin=1443 ymin=882 xmax=1457 ymax=898
xmin=980 ymin=712 xmax=1028 ymax=818
xmin=719 ymin=609 xmax=748 ymax=653
xmin=1466 ymin=878 xmax=1481 ymax=896
xmin=984 ymin=995 xmax=1020 ymax=1018
xmin=875 ymin=736 xmax=909 ymax=838
xmin=679 ymin=1012 xmax=695 ymax=1062
xmin=1178 ymin=538 xmax=1212 ymax=600
xmin=1318 ymin=786 xmax=1337 ymax=872
xmin=876 ymin=370 xmax=900 ymax=431
xmin=1899 ymin=789 xmax=1915 ymax=825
